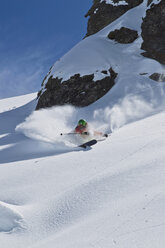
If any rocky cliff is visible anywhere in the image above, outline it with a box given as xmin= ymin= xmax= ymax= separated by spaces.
xmin=141 ymin=0 xmax=165 ymax=65
xmin=85 ymin=0 xmax=143 ymax=37
xmin=36 ymin=68 xmax=117 ymax=109
xmin=85 ymin=0 xmax=165 ymax=64
xmin=36 ymin=0 xmax=165 ymax=110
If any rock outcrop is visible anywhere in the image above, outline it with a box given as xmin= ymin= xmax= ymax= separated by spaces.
xmin=149 ymin=73 xmax=165 ymax=82
xmin=36 ymin=68 xmax=117 ymax=110
xmin=141 ymin=0 xmax=165 ymax=64
xmin=85 ymin=0 xmax=143 ymax=37
xmin=108 ymin=27 xmax=138 ymax=43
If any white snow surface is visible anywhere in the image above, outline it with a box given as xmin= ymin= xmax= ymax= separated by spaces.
xmin=100 ymin=0 xmax=128 ymax=6
xmin=1 ymin=92 xmax=165 ymax=248
xmin=0 ymin=93 xmax=37 ymax=114
xmin=1 ymin=1 xmax=165 ymax=247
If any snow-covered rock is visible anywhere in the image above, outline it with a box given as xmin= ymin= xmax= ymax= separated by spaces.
xmin=36 ymin=68 xmax=117 ymax=109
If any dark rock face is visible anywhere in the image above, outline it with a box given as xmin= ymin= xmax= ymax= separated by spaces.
xmin=141 ymin=0 xmax=165 ymax=64
xmin=85 ymin=0 xmax=143 ymax=37
xmin=147 ymin=0 xmax=154 ymax=6
xmin=108 ymin=27 xmax=138 ymax=43
xmin=149 ymin=73 xmax=165 ymax=82
xmin=36 ymin=68 xmax=117 ymax=110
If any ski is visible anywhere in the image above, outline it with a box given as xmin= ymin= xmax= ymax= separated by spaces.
xmin=78 ymin=139 xmax=97 ymax=148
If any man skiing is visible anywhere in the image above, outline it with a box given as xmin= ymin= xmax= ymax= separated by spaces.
xmin=74 ymin=119 xmax=89 ymax=135
xmin=74 ymin=119 xmax=108 ymax=137
xmin=60 ymin=119 xmax=108 ymax=148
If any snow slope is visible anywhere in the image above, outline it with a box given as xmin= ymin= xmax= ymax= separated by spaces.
xmin=0 ymin=93 xmax=37 ymax=114
xmin=1 ymin=93 xmax=165 ymax=248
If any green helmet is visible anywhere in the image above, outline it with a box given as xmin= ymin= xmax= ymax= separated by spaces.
xmin=78 ymin=119 xmax=87 ymax=127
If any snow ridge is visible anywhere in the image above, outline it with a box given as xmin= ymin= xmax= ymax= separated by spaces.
xmin=100 ymin=0 xmax=128 ymax=6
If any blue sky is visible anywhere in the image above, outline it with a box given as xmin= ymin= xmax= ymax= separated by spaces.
xmin=0 ymin=0 xmax=91 ymax=98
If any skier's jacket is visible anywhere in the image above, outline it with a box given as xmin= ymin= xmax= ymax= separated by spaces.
xmin=74 ymin=125 xmax=88 ymax=134
xmin=74 ymin=124 xmax=104 ymax=136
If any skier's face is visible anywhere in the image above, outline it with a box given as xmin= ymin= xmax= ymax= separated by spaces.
xmin=79 ymin=124 xmax=85 ymax=130
xmin=78 ymin=124 xmax=87 ymax=130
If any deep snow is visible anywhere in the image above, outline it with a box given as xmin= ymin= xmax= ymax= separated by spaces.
xmin=1 ymin=93 xmax=165 ymax=248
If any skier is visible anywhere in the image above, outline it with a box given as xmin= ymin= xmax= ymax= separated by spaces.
xmin=74 ymin=119 xmax=108 ymax=137
xmin=60 ymin=119 xmax=108 ymax=148
xmin=74 ymin=119 xmax=89 ymax=135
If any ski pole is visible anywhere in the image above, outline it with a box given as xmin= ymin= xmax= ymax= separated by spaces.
xmin=60 ymin=132 xmax=89 ymax=136
xmin=60 ymin=132 xmax=79 ymax=136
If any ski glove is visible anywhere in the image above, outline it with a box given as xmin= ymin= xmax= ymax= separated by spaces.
xmin=104 ymin=134 xmax=108 ymax=137
xmin=83 ymin=132 xmax=89 ymax=135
